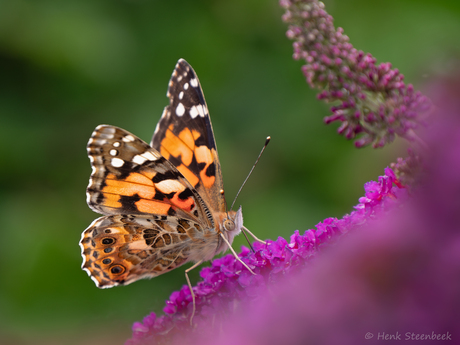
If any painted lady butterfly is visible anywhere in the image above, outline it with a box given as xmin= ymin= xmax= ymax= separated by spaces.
xmin=80 ymin=59 xmax=265 ymax=318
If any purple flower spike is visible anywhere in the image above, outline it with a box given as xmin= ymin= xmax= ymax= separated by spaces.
xmin=126 ymin=167 xmax=406 ymax=344
xmin=281 ymin=0 xmax=432 ymax=148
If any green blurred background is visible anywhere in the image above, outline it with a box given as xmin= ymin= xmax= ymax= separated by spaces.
xmin=0 ymin=0 xmax=458 ymax=343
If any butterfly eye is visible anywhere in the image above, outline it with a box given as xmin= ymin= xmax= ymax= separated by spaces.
xmin=223 ymin=218 xmax=235 ymax=232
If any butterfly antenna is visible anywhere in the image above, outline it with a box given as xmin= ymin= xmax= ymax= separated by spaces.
xmin=229 ymin=136 xmax=270 ymax=252
xmin=230 ymin=136 xmax=271 ymax=211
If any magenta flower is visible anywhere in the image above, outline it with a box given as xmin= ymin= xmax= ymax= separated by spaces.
xmin=126 ymin=167 xmax=407 ymax=344
xmin=281 ymin=0 xmax=432 ymax=148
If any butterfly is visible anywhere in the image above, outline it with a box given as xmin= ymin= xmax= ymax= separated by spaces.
xmin=80 ymin=59 xmax=266 ymax=321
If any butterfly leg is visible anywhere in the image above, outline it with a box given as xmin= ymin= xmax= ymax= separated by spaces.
xmin=185 ymin=259 xmax=204 ymax=326
xmin=240 ymin=228 xmax=256 ymax=253
xmin=242 ymin=226 xmax=267 ymax=245
xmin=220 ymin=233 xmax=256 ymax=275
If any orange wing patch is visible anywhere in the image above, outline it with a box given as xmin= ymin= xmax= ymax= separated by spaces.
xmin=178 ymin=128 xmax=196 ymax=154
xmin=102 ymin=193 xmax=125 ymax=209
xmin=160 ymin=125 xmax=194 ymax=166
xmin=103 ymin=173 xmax=156 ymax=202
xmin=158 ymin=126 xmax=206 ymax=189
xmin=99 ymin=172 xmax=196 ymax=215
xmin=176 ymin=164 xmax=200 ymax=188
xmin=134 ymin=199 xmax=171 ymax=214
xmin=195 ymin=146 xmax=216 ymax=188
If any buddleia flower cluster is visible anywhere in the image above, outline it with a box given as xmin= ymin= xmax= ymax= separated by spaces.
xmin=281 ymin=0 xmax=431 ymax=148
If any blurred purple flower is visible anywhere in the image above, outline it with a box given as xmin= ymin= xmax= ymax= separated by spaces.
xmin=126 ymin=167 xmax=407 ymax=344
xmin=280 ymin=0 xmax=432 ymax=148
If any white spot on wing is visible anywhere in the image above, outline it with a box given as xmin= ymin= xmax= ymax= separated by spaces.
xmin=156 ymin=179 xmax=185 ymax=194
xmin=190 ymin=78 xmax=198 ymax=88
xmin=132 ymin=155 xmax=147 ymax=165
xmin=122 ymin=135 xmax=135 ymax=142
xmin=141 ymin=151 xmax=158 ymax=161
xmin=109 ymin=149 xmax=118 ymax=156
xmin=99 ymin=126 xmax=116 ymax=135
xmin=184 ymin=83 xmax=189 ymax=90
xmin=111 ymin=158 xmax=124 ymax=167
xmin=198 ymin=105 xmax=206 ymax=117
xmin=132 ymin=151 xmax=158 ymax=165
xmin=190 ymin=105 xmax=206 ymax=118
xmin=190 ymin=106 xmax=199 ymax=118
xmin=179 ymin=91 xmax=184 ymax=100
xmin=113 ymin=142 xmax=120 ymax=147
xmin=176 ymin=103 xmax=185 ymax=116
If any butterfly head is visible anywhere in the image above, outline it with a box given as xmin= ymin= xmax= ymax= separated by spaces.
xmin=221 ymin=206 xmax=243 ymax=245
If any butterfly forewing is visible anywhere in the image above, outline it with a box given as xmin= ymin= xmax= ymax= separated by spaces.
xmin=151 ymin=59 xmax=227 ymax=214
xmin=86 ymin=125 xmax=212 ymax=227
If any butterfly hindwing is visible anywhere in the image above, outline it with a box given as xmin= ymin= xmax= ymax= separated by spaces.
xmin=80 ymin=214 xmax=220 ymax=288
xmin=151 ymin=59 xmax=226 ymax=214
xmin=86 ymin=125 xmax=212 ymax=227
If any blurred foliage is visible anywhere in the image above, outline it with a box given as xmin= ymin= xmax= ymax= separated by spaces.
xmin=0 ymin=0 xmax=459 ymax=343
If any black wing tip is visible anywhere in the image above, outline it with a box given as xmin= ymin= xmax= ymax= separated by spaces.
xmin=175 ymin=58 xmax=191 ymax=72
xmin=177 ymin=58 xmax=188 ymax=65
